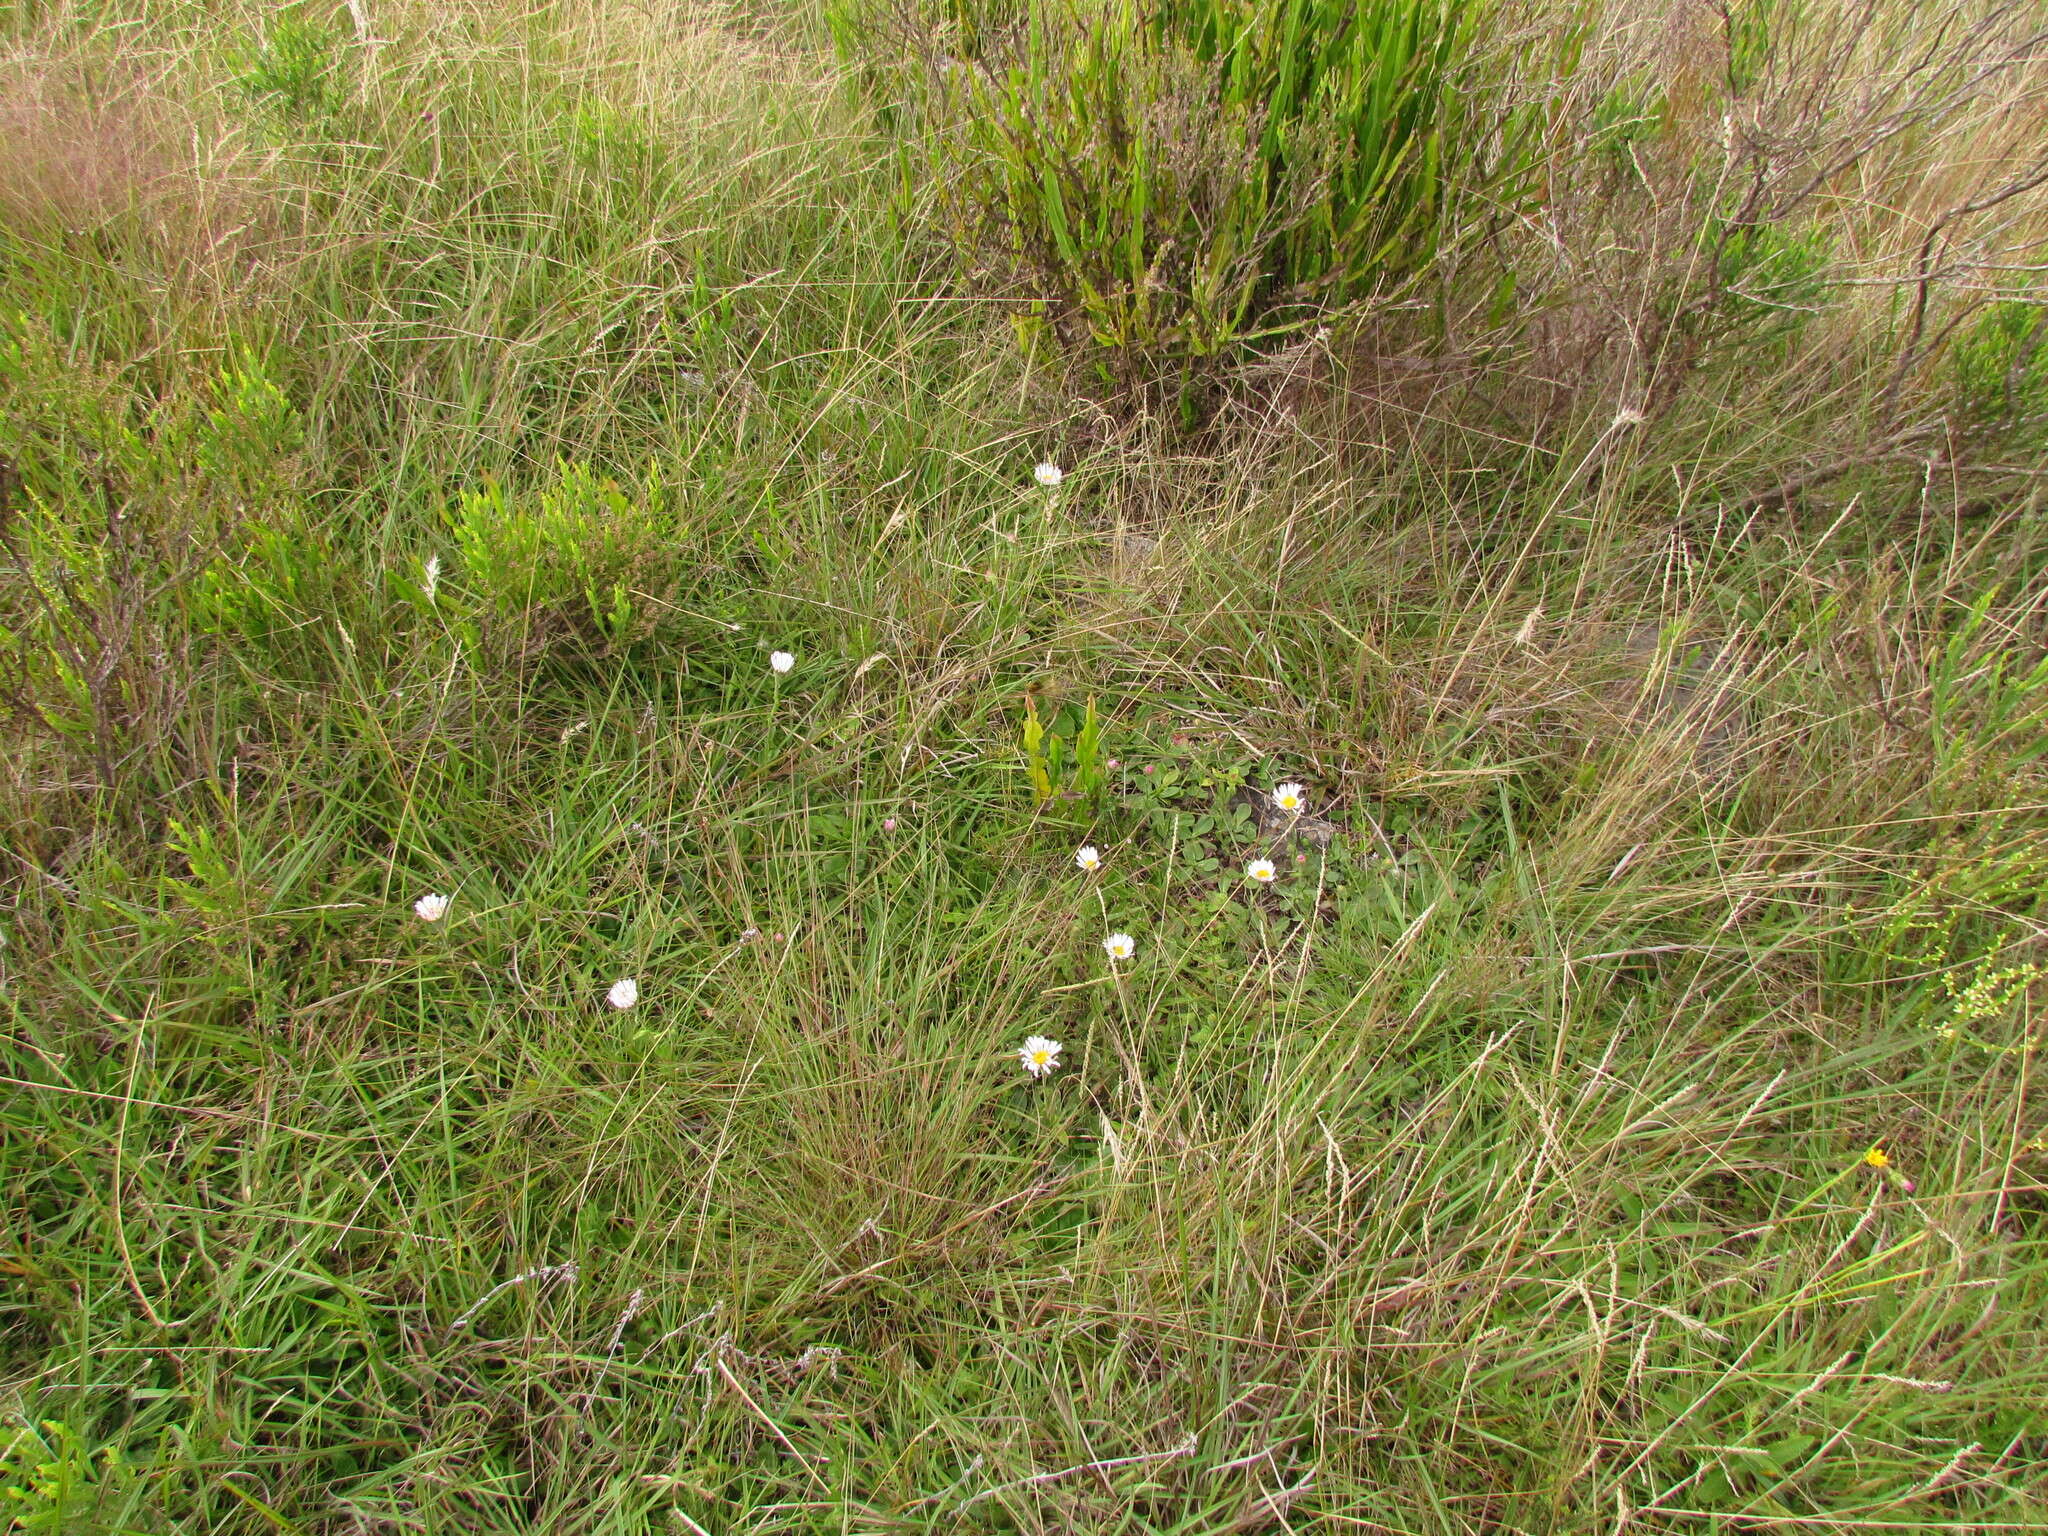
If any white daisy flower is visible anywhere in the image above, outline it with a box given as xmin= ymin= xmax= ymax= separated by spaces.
xmin=1246 ymin=859 xmax=1277 ymax=884
xmin=1034 ymin=462 xmax=1063 ymax=489
xmin=607 ymin=977 xmax=640 ymax=1010
xmin=769 ymin=650 xmax=795 ymax=674
xmin=413 ymin=893 xmax=450 ymax=922
xmin=1075 ymin=845 xmax=1102 ymax=872
xmin=1017 ymin=1035 xmax=1063 ymax=1077
xmin=1103 ymin=932 xmax=1136 ymax=963
xmin=1271 ymin=781 xmax=1306 ymax=813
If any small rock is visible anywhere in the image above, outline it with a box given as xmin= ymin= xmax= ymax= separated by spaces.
xmin=1236 ymin=786 xmax=1341 ymax=849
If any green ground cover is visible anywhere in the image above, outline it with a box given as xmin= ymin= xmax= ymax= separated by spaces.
xmin=3 ymin=2 xmax=2047 ymax=1530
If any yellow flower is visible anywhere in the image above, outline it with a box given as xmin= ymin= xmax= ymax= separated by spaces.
xmin=1863 ymin=1146 xmax=1890 ymax=1169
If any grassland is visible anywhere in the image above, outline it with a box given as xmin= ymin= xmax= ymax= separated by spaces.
xmin=3 ymin=1 xmax=2048 ymax=1531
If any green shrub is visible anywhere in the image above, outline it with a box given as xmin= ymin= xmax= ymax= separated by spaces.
xmin=1587 ymin=75 xmax=1665 ymax=182
xmin=918 ymin=0 xmax=1539 ymax=422
xmin=1950 ymin=293 xmax=2048 ymax=445
xmin=1629 ymin=207 xmax=1838 ymax=389
xmin=445 ymin=461 xmax=683 ymax=663
xmin=192 ymin=514 xmax=341 ymax=656
xmin=0 ymin=323 xmax=300 ymax=791
xmin=1711 ymin=216 xmax=1835 ymax=338
xmin=1721 ymin=0 xmax=1809 ymax=97
xmin=235 ymin=7 xmax=339 ymax=118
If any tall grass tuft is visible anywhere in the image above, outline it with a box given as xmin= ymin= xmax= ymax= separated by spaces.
xmin=900 ymin=0 xmax=1540 ymax=422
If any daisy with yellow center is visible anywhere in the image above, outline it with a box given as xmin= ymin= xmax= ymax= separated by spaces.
xmin=1246 ymin=858 xmax=1277 ymax=884
xmin=1271 ymin=781 xmax=1306 ymax=813
xmin=1103 ymin=932 xmax=1136 ymax=963
xmin=1075 ymin=845 xmax=1102 ymax=872
xmin=1017 ymin=1035 xmax=1063 ymax=1077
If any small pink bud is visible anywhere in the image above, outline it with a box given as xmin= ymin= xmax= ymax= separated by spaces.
xmin=1143 ymin=764 xmax=1155 ymax=775
xmin=1296 ymin=853 xmax=1307 ymax=864
xmin=1106 ymin=759 xmax=1120 ymax=770
xmin=882 ymin=818 xmax=897 ymax=832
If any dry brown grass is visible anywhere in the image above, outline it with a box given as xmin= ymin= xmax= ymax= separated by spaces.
xmin=1467 ymin=0 xmax=2048 ymax=445
xmin=0 ymin=42 xmax=264 ymax=287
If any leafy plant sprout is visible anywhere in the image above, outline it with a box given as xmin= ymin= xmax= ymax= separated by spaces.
xmin=1020 ymin=693 xmax=1107 ymax=809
